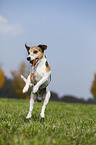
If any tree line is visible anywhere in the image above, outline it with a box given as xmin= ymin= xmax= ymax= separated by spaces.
xmin=0 ymin=62 xmax=96 ymax=103
xmin=0 ymin=62 xmax=30 ymax=99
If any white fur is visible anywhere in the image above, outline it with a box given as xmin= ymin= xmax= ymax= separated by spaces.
xmin=27 ymin=54 xmax=35 ymax=61
xmin=21 ymin=55 xmax=51 ymax=118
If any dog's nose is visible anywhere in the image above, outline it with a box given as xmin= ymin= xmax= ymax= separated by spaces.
xmin=27 ymin=57 xmax=31 ymax=61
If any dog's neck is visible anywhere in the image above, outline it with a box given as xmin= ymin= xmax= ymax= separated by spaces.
xmin=30 ymin=55 xmax=46 ymax=84
xmin=37 ymin=55 xmax=46 ymax=65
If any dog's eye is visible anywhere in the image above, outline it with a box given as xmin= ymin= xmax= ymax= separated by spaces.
xmin=33 ymin=50 xmax=38 ymax=54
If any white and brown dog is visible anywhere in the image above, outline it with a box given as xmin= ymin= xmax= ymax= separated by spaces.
xmin=21 ymin=43 xmax=51 ymax=119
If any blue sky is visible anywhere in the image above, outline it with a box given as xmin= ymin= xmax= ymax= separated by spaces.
xmin=0 ymin=0 xmax=96 ymax=99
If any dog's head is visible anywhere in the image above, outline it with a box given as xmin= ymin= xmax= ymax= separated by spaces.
xmin=25 ymin=43 xmax=47 ymax=64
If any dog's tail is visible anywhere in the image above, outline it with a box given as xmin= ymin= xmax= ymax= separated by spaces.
xmin=21 ymin=75 xmax=27 ymax=83
xmin=21 ymin=75 xmax=33 ymax=87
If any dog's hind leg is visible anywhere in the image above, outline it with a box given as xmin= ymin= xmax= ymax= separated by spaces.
xmin=40 ymin=87 xmax=50 ymax=118
xmin=26 ymin=92 xmax=37 ymax=119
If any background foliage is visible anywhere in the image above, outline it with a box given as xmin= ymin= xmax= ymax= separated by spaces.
xmin=0 ymin=62 xmax=96 ymax=102
xmin=90 ymin=73 xmax=96 ymax=98
xmin=0 ymin=67 xmax=5 ymax=89
xmin=11 ymin=62 xmax=31 ymax=99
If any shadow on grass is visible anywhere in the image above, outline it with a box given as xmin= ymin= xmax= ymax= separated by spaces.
xmin=32 ymin=114 xmax=45 ymax=123
xmin=23 ymin=118 xmax=31 ymax=123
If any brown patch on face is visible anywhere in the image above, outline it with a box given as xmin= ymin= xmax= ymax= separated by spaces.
xmin=29 ymin=46 xmax=43 ymax=53
xmin=29 ymin=46 xmax=42 ymax=52
xmin=45 ymin=61 xmax=51 ymax=72
xmin=29 ymin=46 xmax=43 ymax=60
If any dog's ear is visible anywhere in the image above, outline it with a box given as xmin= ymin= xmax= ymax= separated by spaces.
xmin=25 ymin=43 xmax=30 ymax=52
xmin=38 ymin=45 xmax=47 ymax=52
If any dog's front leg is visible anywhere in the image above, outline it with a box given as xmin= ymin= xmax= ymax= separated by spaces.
xmin=26 ymin=92 xmax=37 ymax=119
xmin=40 ymin=87 xmax=50 ymax=118
xmin=33 ymin=72 xmax=51 ymax=93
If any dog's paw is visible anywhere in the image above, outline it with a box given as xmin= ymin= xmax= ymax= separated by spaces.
xmin=40 ymin=113 xmax=45 ymax=118
xmin=26 ymin=114 xmax=31 ymax=119
xmin=33 ymin=85 xmax=39 ymax=93
xmin=23 ymin=85 xmax=29 ymax=93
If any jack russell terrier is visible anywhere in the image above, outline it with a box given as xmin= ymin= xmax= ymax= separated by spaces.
xmin=21 ymin=43 xmax=51 ymax=119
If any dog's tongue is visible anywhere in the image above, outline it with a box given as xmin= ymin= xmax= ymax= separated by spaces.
xmin=30 ymin=58 xmax=39 ymax=66
xmin=30 ymin=60 xmax=34 ymax=64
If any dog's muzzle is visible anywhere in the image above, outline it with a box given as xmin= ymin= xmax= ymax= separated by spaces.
xmin=27 ymin=57 xmax=39 ymax=66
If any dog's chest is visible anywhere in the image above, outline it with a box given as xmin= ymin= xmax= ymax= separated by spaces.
xmin=34 ymin=62 xmax=45 ymax=82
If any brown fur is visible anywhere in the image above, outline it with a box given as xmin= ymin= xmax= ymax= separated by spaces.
xmin=29 ymin=46 xmax=42 ymax=53
xmin=46 ymin=65 xmax=51 ymax=72
xmin=29 ymin=46 xmax=43 ymax=60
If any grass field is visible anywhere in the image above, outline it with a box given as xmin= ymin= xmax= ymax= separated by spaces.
xmin=0 ymin=99 xmax=96 ymax=145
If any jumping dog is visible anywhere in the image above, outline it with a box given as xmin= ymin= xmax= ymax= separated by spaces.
xmin=21 ymin=43 xmax=51 ymax=119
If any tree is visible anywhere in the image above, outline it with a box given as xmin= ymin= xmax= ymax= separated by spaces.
xmin=90 ymin=73 xmax=96 ymax=98
xmin=0 ymin=67 xmax=5 ymax=89
xmin=11 ymin=62 xmax=31 ymax=99
xmin=0 ymin=77 xmax=14 ymax=98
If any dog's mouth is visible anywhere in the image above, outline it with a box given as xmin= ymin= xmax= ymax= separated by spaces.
xmin=30 ymin=58 xmax=39 ymax=66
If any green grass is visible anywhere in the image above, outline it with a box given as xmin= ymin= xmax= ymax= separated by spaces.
xmin=0 ymin=99 xmax=96 ymax=145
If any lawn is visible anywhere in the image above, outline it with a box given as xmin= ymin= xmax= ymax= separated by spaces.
xmin=0 ymin=98 xmax=96 ymax=145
